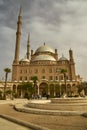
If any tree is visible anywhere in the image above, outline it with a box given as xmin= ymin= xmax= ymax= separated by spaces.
xmin=0 ymin=90 xmax=3 ymax=99
xmin=3 ymin=68 xmax=11 ymax=99
xmin=5 ymin=89 xmax=12 ymax=99
xmin=18 ymin=82 xmax=34 ymax=99
xmin=60 ymin=69 xmax=67 ymax=94
xmin=31 ymin=76 xmax=38 ymax=95
xmin=77 ymin=82 xmax=87 ymax=96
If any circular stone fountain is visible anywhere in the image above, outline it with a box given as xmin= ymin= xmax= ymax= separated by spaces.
xmin=15 ymin=97 xmax=87 ymax=116
xmin=27 ymin=97 xmax=87 ymax=111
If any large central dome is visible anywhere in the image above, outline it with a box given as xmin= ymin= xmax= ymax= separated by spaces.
xmin=32 ymin=54 xmax=56 ymax=61
xmin=35 ymin=44 xmax=55 ymax=54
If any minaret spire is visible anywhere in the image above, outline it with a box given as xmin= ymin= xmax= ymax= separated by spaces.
xmin=13 ymin=7 xmax=22 ymax=64
xmin=19 ymin=6 xmax=22 ymax=16
xmin=27 ymin=33 xmax=30 ymax=60
xmin=69 ymin=48 xmax=74 ymax=62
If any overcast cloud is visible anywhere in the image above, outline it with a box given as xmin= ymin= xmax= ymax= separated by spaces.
xmin=0 ymin=0 xmax=87 ymax=81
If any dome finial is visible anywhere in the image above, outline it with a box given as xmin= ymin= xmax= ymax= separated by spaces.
xmin=62 ymin=54 xmax=64 ymax=57
xmin=59 ymin=54 xmax=68 ymax=61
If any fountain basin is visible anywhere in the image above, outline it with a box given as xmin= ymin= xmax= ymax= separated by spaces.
xmin=27 ymin=97 xmax=87 ymax=111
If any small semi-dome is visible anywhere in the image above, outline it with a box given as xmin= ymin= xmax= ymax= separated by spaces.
xmin=20 ymin=58 xmax=29 ymax=62
xmin=20 ymin=54 xmax=30 ymax=63
xmin=59 ymin=55 xmax=68 ymax=61
xmin=35 ymin=44 xmax=55 ymax=54
xmin=32 ymin=54 xmax=56 ymax=61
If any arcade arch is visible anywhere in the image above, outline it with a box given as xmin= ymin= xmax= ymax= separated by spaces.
xmin=39 ymin=82 xmax=48 ymax=96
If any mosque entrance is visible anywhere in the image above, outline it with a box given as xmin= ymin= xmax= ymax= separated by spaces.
xmin=39 ymin=83 xmax=48 ymax=97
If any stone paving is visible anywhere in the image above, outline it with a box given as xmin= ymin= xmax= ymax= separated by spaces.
xmin=0 ymin=99 xmax=87 ymax=130
xmin=0 ymin=99 xmax=50 ymax=130
xmin=0 ymin=118 xmax=31 ymax=130
xmin=0 ymin=98 xmax=29 ymax=105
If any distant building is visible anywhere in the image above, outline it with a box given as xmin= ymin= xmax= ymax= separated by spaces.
xmin=0 ymin=8 xmax=82 ymax=98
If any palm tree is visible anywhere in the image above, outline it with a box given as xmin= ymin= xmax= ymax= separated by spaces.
xmin=18 ymin=82 xmax=34 ymax=99
xmin=31 ymin=76 xmax=38 ymax=95
xmin=3 ymin=68 xmax=11 ymax=99
xmin=77 ymin=82 xmax=87 ymax=96
xmin=60 ymin=69 xmax=67 ymax=95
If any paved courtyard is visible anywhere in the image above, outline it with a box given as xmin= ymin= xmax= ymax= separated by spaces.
xmin=0 ymin=99 xmax=87 ymax=130
xmin=0 ymin=118 xmax=31 ymax=130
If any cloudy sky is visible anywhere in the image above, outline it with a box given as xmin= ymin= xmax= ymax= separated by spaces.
xmin=0 ymin=0 xmax=87 ymax=81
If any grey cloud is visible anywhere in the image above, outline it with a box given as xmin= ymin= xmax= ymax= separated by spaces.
xmin=0 ymin=0 xmax=87 ymax=81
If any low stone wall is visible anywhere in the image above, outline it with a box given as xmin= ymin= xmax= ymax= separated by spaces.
xmin=27 ymin=102 xmax=87 ymax=111
xmin=51 ymin=97 xmax=87 ymax=104
xmin=26 ymin=98 xmax=87 ymax=111
xmin=15 ymin=103 xmax=84 ymax=116
xmin=29 ymin=99 xmax=51 ymax=104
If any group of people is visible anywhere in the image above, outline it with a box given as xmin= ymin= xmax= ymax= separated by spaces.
xmin=31 ymin=94 xmax=50 ymax=100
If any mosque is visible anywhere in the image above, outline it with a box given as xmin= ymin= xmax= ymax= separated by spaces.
xmin=11 ymin=8 xmax=82 ymax=97
xmin=0 ymin=8 xmax=82 ymax=98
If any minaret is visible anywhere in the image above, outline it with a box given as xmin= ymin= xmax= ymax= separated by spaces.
xmin=27 ymin=34 xmax=30 ymax=60
xmin=13 ymin=7 xmax=22 ymax=64
xmin=55 ymin=49 xmax=58 ymax=60
xmin=69 ymin=49 xmax=76 ymax=80
xmin=69 ymin=48 xmax=74 ymax=63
